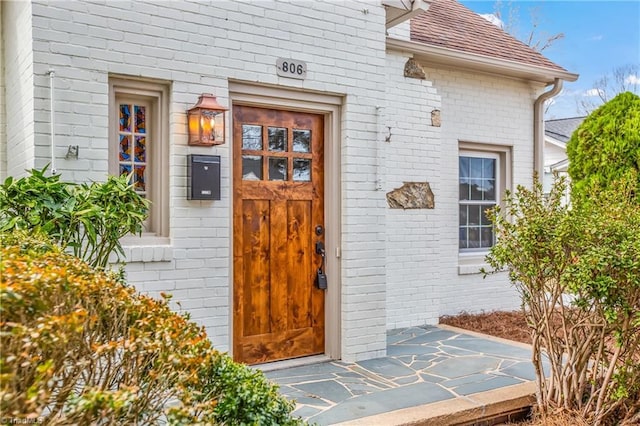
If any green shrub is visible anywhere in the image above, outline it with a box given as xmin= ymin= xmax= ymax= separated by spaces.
xmin=566 ymin=91 xmax=640 ymax=202
xmin=484 ymin=175 xmax=640 ymax=425
xmin=0 ymin=167 xmax=148 ymax=268
xmin=0 ymin=233 xmax=304 ymax=425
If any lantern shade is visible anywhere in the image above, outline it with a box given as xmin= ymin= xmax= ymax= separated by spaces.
xmin=187 ymin=94 xmax=228 ymax=146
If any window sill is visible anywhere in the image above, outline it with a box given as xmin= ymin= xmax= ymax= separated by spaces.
xmin=118 ymin=236 xmax=173 ymax=263
xmin=458 ymin=252 xmax=493 ymax=275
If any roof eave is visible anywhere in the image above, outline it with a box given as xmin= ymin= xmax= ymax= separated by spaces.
xmin=386 ymin=37 xmax=579 ymax=84
xmin=384 ymin=0 xmax=433 ymax=29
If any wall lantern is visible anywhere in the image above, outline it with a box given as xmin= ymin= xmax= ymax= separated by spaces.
xmin=188 ymin=94 xmax=228 ymax=146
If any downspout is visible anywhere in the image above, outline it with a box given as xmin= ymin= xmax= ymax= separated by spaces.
xmin=48 ymin=69 xmax=57 ymax=174
xmin=533 ymin=78 xmax=562 ymax=179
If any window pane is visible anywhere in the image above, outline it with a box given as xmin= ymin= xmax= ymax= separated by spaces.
xmin=468 ymin=227 xmax=480 ymax=248
xmin=119 ymin=104 xmax=131 ymax=132
xmin=293 ymin=129 xmax=311 ymax=153
xmin=459 ymin=157 xmax=469 ymax=179
xmin=483 ymin=158 xmax=495 ymax=179
xmin=470 ymin=179 xmax=484 ymax=200
xmin=481 ymin=226 xmax=494 ymax=248
xmin=134 ymin=165 xmax=146 ymax=191
xmin=119 ymin=164 xmax=131 ymax=179
xmin=268 ymin=127 xmax=287 ymax=151
xmin=134 ymin=105 xmax=146 ymax=134
xmin=459 ymin=227 xmax=467 ymax=249
xmin=268 ymin=157 xmax=287 ymax=181
xmin=119 ymin=135 xmax=131 ymax=161
xmin=468 ymin=204 xmax=480 ymax=225
xmin=470 ymin=157 xmax=483 ymax=178
xmin=484 ymin=179 xmax=496 ymax=201
xmin=460 ymin=180 xmax=470 ymax=200
xmin=242 ymin=155 xmax=262 ymax=180
xmin=459 ymin=205 xmax=467 ymax=226
xmin=134 ymin=136 xmax=146 ymax=162
xmin=242 ymin=125 xmax=262 ymax=150
xmin=481 ymin=205 xmax=495 ymax=226
xmin=293 ymin=158 xmax=311 ymax=181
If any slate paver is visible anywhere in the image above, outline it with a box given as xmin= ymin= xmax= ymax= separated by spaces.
xmin=307 ymin=382 xmax=454 ymax=425
xmin=453 ymin=375 xmax=524 ymax=395
xmin=356 ymin=357 xmax=416 ymax=378
xmin=293 ymin=380 xmax=352 ymax=403
xmin=425 ymin=355 xmax=502 ymax=379
xmin=265 ymin=325 xmax=545 ymax=425
xmin=387 ymin=343 xmax=440 ymax=356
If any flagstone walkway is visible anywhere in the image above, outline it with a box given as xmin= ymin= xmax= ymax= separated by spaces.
xmin=265 ymin=325 xmax=543 ymax=425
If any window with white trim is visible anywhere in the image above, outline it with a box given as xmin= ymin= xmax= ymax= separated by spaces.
xmin=109 ymin=78 xmax=169 ymax=240
xmin=459 ymin=151 xmax=499 ymax=252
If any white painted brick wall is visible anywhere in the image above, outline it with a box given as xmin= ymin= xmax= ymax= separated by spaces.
xmin=6 ymin=0 xmax=546 ymax=363
xmin=23 ymin=0 xmax=388 ymax=361
xmin=426 ymin=67 xmax=537 ymax=318
xmin=3 ymin=1 xmax=35 ymax=178
xmin=0 ymin=1 xmax=5 ymax=179
xmin=384 ymin=52 xmax=442 ymax=329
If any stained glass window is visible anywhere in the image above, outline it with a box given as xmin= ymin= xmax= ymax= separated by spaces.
xmin=118 ymin=103 xmax=148 ymax=198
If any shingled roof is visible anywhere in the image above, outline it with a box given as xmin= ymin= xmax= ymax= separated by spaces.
xmin=545 ymin=117 xmax=586 ymax=143
xmin=410 ymin=0 xmax=568 ymax=73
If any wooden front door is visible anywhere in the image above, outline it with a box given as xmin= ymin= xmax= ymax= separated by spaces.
xmin=233 ymin=105 xmax=325 ymax=365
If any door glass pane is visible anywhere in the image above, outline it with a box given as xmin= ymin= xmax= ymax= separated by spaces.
xmin=293 ymin=129 xmax=311 ymax=153
xmin=268 ymin=157 xmax=287 ymax=181
xmin=242 ymin=125 xmax=262 ymax=150
xmin=293 ymin=158 xmax=311 ymax=181
xmin=242 ymin=155 xmax=262 ymax=180
xmin=268 ymin=127 xmax=287 ymax=152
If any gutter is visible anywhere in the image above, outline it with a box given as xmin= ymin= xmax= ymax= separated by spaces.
xmin=386 ymin=37 xmax=579 ymax=84
xmin=534 ymin=78 xmax=563 ymax=179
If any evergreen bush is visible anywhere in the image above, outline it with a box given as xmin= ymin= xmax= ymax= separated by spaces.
xmin=566 ymin=91 xmax=640 ymax=201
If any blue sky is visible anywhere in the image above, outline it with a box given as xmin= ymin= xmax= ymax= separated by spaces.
xmin=460 ymin=1 xmax=640 ymax=119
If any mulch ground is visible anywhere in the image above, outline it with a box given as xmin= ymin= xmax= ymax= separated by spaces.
xmin=439 ymin=310 xmax=532 ymax=344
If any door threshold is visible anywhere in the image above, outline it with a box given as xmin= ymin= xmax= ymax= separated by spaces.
xmin=254 ymin=354 xmax=332 ymax=373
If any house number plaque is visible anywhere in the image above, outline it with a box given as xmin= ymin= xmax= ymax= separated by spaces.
xmin=276 ymin=58 xmax=307 ymax=80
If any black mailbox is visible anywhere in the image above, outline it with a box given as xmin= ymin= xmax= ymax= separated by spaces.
xmin=187 ymin=154 xmax=220 ymax=200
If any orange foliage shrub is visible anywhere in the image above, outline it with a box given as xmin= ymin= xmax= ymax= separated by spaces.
xmin=0 ymin=233 xmax=302 ymax=425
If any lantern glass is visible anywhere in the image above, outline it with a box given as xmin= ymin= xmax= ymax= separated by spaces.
xmin=187 ymin=94 xmax=227 ymax=146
